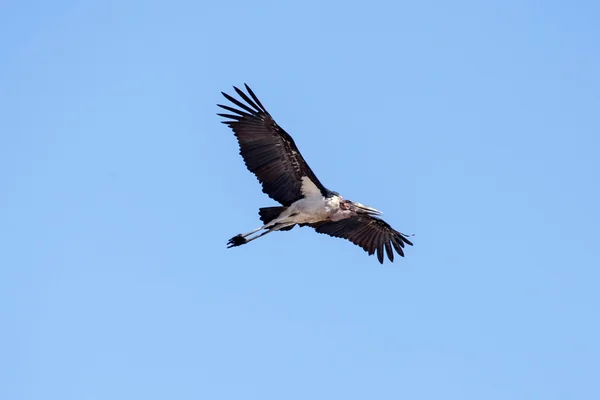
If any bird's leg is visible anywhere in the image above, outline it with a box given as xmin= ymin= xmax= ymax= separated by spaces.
xmin=227 ymin=221 xmax=294 ymax=248
xmin=227 ymin=211 xmax=294 ymax=246
xmin=240 ymin=225 xmax=266 ymax=238
xmin=243 ymin=222 xmax=295 ymax=243
xmin=235 ymin=214 xmax=286 ymax=239
xmin=227 ymin=224 xmax=268 ymax=248
xmin=240 ymin=229 xmax=274 ymax=244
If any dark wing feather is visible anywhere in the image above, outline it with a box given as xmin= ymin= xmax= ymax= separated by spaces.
xmin=218 ymin=84 xmax=328 ymax=206
xmin=311 ymin=215 xmax=413 ymax=264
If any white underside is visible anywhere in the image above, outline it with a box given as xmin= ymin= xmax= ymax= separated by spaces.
xmin=267 ymin=176 xmax=341 ymax=227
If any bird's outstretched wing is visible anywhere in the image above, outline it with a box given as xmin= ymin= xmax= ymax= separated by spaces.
xmin=311 ymin=215 xmax=413 ymax=264
xmin=218 ymin=84 xmax=328 ymax=206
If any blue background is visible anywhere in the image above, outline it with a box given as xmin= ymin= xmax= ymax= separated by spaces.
xmin=2 ymin=1 xmax=599 ymax=399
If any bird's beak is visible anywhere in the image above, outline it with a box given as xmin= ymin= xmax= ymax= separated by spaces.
xmin=355 ymin=203 xmax=383 ymax=216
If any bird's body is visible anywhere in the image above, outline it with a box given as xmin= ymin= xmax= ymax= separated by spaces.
xmin=284 ymin=194 xmax=337 ymax=225
xmin=218 ymin=84 xmax=413 ymax=263
xmin=258 ymin=181 xmax=344 ymax=226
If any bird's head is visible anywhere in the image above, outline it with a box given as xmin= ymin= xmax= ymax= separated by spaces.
xmin=341 ymin=200 xmax=383 ymax=217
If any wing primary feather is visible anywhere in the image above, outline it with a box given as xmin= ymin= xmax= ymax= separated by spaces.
xmin=376 ymin=246 xmax=384 ymax=264
xmin=361 ymin=225 xmax=378 ymax=254
xmin=396 ymin=234 xmax=406 ymax=248
xmin=245 ymin=84 xmax=268 ymax=113
xmin=368 ymin=226 xmax=384 ymax=254
xmin=385 ymin=241 xmax=394 ymax=263
xmin=217 ymin=104 xmax=251 ymax=116
xmin=221 ymin=91 xmax=257 ymax=114
xmin=391 ymin=237 xmax=405 ymax=257
xmin=401 ymin=234 xmax=414 ymax=247
xmin=217 ymin=113 xmax=243 ymax=120
xmin=234 ymin=86 xmax=263 ymax=113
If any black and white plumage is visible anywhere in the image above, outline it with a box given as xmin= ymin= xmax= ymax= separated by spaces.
xmin=218 ymin=84 xmax=413 ymax=264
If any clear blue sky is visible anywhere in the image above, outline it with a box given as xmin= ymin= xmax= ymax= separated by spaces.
xmin=2 ymin=1 xmax=599 ymax=399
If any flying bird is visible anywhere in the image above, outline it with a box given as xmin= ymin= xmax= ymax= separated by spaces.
xmin=218 ymin=84 xmax=413 ymax=263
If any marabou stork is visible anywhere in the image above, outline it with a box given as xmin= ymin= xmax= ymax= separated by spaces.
xmin=218 ymin=84 xmax=413 ymax=263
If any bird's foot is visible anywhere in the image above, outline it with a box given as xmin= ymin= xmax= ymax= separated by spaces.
xmin=227 ymin=234 xmax=247 ymax=248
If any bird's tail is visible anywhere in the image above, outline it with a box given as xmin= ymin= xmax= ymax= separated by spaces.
xmin=258 ymin=206 xmax=295 ymax=232
xmin=258 ymin=207 xmax=287 ymax=225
